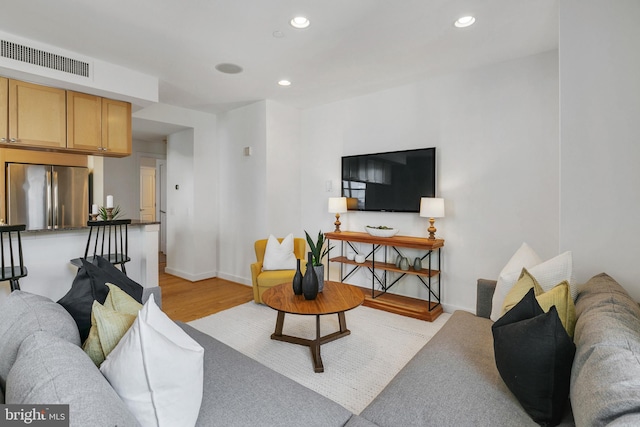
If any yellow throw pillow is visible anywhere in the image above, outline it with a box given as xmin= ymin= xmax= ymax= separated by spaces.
xmin=83 ymin=285 xmax=142 ymax=366
xmin=536 ymin=280 xmax=576 ymax=338
xmin=501 ymin=268 xmax=576 ymax=338
xmin=104 ymin=283 xmax=142 ymax=315
xmin=501 ymin=268 xmax=544 ymax=315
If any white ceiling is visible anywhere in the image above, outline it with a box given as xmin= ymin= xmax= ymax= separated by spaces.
xmin=0 ymin=0 xmax=558 ymax=140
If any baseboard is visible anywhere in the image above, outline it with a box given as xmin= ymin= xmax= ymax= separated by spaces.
xmin=217 ymin=272 xmax=251 ymax=286
xmin=441 ymin=302 xmax=474 ymax=315
xmin=163 ymin=267 xmax=217 ymax=282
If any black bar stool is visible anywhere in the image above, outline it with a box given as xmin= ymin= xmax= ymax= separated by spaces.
xmin=0 ymin=224 xmax=28 ymax=292
xmin=70 ymin=219 xmax=131 ymax=274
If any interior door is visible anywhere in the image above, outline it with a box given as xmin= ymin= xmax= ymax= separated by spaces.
xmin=139 ymin=166 xmax=156 ymax=221
xmin=158 ymin=160 xmax=167 ymax=254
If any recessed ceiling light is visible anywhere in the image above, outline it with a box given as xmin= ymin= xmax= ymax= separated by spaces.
xmin=215 ymin=63 xmax=243 ymax=74
xmin=272 ymin=30 xmax=285 ymax=38
xmin=454 ymin=15 xmax=476 ymax=28
xmin=290 ymin=16 xmax=310 ymax=29
xmin=278 ymin=80 xmax=292 ymax=87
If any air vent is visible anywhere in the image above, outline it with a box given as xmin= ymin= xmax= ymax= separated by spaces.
xmin=1 ymin=40 xmax=90 ymax=78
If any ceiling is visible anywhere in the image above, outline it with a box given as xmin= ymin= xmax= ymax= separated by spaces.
xmin=0 ymin=0 xmax=558 ymax=141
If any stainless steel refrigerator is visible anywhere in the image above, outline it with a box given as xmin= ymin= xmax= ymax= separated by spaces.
xmin=6 ymin=163 xmax=89 ymax=230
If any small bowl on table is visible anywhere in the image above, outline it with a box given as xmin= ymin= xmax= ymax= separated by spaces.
xmin=364 ymin=226 xmax=399 ymax=238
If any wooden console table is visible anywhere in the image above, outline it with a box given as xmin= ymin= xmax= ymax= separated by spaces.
xmin=325 ymin=231 xmax=444 ymax=321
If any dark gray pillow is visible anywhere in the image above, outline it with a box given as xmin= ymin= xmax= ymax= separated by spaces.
xmin=492 ymin=288 xmax=575 ymax=426
xmin=58 ymin=257 xmax=143 ymax=342
xmin=0 ymin=291 xmax=80 ymax=392
xmin=94 ymin=256 xmax=143 ymax=302
xmin=6 ymin=331 xmax=140 ymax=427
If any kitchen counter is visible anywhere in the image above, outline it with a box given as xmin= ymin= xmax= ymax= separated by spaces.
xmin=22 ymin=219 xmax=161 ymax=234
xmin=0 ymin=222 xmax=160 ymax=303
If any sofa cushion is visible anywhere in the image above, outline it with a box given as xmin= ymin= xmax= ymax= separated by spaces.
xmin=100 ymin=294 xmax=204 ymax=427
xmin=361 ymin=310 xmax=551 ymax=426
xmin=493 ymin=288 xmax=575 ymax=426
xmin=5 ymin=331 xmax=139 ymax=427
xmin=0 ymin=291 xmax=80 ymax=392
xmin=58 ymin=257 xmax=143 ymax=342
xmin=177 ymin=322 xmax=354 ymax=427
xmin=571 ymin=273 xmax=640 ymax=426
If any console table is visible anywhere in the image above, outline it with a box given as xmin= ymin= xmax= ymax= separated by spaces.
xmin=325 ymin=231 xmax=444 ymax=321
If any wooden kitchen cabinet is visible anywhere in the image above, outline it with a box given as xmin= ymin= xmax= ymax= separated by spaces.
xmin=67 ymin=91 xmax=131 ymax=156
xmin=7 ymin=79 xmax=67 ymax=148
xmin=0 ymin=78 xmax=7 ymax=143
xmin=67 ymin=91 xmax=102 ymax=152
xmin=101 ymin=98 xmax=131 ymax=156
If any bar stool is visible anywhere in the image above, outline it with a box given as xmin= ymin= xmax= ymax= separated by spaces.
xmin=70 ymin=219 xmax=131 ymax=274
xmin=0 ymin=224 xmax=28 ymax=292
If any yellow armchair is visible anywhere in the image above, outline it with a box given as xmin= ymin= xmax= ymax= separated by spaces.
xmin=251 ymin=237 xmax=307 ymax=304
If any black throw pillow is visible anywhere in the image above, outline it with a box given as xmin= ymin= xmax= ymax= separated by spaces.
xmin=492 ymin=288 xmax=576 ymax=426
xmin=94 ymin=256 xmax=143 ymax=303
xmin=57 ymin=261 xmax=109 ymax=342
xmin=57 ymin=257 xmax=143 ymax=342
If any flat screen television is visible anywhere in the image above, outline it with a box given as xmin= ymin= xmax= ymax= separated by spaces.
xmin=341 ymin=147 xmax=436 ymax=212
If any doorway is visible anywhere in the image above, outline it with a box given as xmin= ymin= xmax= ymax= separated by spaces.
xmin=139 ymin=166 xmax=156 ymax=221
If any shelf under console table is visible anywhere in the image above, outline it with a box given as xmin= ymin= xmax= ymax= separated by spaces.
xmin=325 ymin=231 xmax=444 ymax=321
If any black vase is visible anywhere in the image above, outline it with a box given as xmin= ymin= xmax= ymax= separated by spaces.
xmin=292 ymin=259 xmax=303 ymax=295
xmin=302 ymin=252 xmax=319 ymax=300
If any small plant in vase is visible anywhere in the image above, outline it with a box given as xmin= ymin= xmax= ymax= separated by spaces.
xmin=304 ymin=230 xmax=334 ymax=292
xmin=98 ymin=205 xmax=123 ymax=221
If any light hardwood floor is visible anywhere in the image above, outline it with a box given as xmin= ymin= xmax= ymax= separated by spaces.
xmin=159 ymin=257 xmax=254 ymax=322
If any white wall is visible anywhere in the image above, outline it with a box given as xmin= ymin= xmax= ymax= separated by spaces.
xmin=133 ymin=103 xmax=217 ymax=281
xmin=265 ymin=100 xmax=302 ymax=237
xmin=300 ymin=51 xmax=560 ymax=312
xmin=216 ymin=100 xmax=303 ymax=284
xmin=559 ymin=0 xmax=640 ymax=300
xmin=166 ymin=129 xmax=196 ymax=277
xmin=217 ymin=101 xmax=268 ymax=284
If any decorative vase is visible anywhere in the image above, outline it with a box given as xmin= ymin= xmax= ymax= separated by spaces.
xmin=313 ymin=265 xmax=325 ymax=292
xmin=292 ymin=258 xmax=303 ymax=295
xmin=395 ymin=255 xmax=403 ymax=268
xmin=302 ymin=252 xmax=319 ymax=300
xmin=413 ymin=257 xmax=422 ymax=271
xmin=399 ymin=257 xmax=410 ymax=271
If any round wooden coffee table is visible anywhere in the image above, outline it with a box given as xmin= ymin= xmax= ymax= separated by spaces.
xmin=261 ymin=281 xmax=364 ymax=373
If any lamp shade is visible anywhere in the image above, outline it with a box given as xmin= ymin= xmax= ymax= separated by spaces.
xmin=420 ymin=197 xmax=445 ymax=218
xmin=328 ymin=197 xmax=348 ymax=213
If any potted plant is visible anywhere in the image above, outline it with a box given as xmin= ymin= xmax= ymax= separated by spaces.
xmin=304 ymin=230 xmax=334 ymax=292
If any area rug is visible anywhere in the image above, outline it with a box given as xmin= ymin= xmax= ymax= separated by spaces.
xmin=188 ymin=302 xmax=451 ymax=414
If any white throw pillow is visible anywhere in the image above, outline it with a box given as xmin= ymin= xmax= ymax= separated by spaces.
xmin=490 ymin=243 xmax=542 ymax=321
xmin=262 ymin=233 xmax=297 ymax=271
xmin=100 ymin=294 xmax=204 ymax=427
xmin=491 ymin=246 xmax=576 ymax=322
xmin=528 ymin=251 xmax=576 ymax=300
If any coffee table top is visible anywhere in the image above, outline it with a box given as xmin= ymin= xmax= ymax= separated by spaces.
xmin=262 ymin=281 xmax=364 ymax=316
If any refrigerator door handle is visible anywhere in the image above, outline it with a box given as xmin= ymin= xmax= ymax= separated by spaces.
xmin=52 ymin=170 xmax=59 ymax=229
xmin=46 ymin=170 xmax=53 ymax=229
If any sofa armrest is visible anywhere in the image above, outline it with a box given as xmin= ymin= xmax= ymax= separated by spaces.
xmin=476 ymin=279 xmax=497 ymax=319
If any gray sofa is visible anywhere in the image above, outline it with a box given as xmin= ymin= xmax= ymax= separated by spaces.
xmin=1 ymin=272 xmax=639 ymax=426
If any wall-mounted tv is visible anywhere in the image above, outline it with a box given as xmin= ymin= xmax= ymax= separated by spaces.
xmin=341 ymin=147 xmax=436 ymax=213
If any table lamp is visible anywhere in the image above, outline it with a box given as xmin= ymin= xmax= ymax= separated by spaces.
xmin=420 ymin=197 xmax=445 ymax=240
xmin=328 ymin=197 xmax=348 ymax=232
